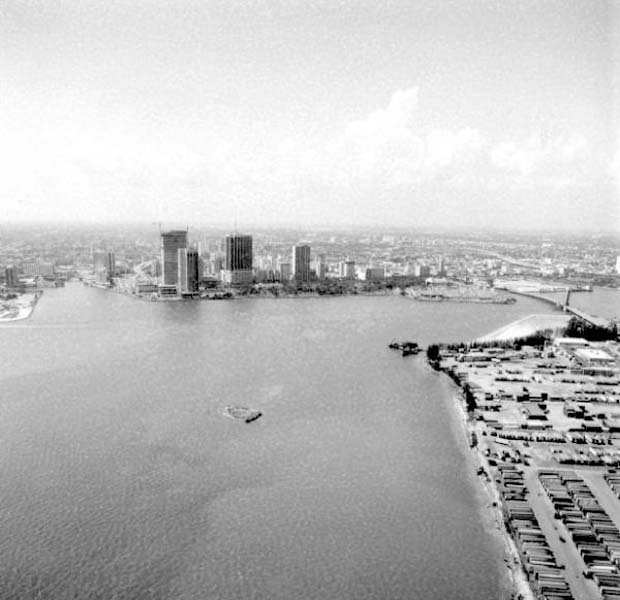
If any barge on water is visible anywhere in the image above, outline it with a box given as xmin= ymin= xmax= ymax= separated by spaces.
xmin=224 ymin=405 xmax=262 ymax=423
xmin=388 ymin=340 xmax=420 ymax=356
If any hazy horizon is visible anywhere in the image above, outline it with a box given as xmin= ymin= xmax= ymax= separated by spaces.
xmin=2 ymin=0 xmax=619 ymax=231
xmin=3 ymin=219 xmax=620 ymax=239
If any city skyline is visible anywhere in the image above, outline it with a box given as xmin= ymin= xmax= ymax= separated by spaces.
xmin=1 ymin=1 xmax=619 ymax=231
xmin=1 ymin=2 xmax=619 ymax=588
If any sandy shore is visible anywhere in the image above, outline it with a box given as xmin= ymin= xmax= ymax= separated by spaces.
xmin=447 ymin=385 xmax=535 ymax=600
xmin=477 ymin=313 xmax=570 ymax=342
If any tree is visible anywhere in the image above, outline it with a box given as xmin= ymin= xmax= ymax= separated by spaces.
xmin=463 ymin=383 xmax=478 ymax=412
xmin=564 ymin=316 xmax=616 ymax=341
xmin=426 ymin=344 xmax=440 ymax=361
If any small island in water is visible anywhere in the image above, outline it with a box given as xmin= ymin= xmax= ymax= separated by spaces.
xmin=224 ymin=406 xmax=262 ymax=423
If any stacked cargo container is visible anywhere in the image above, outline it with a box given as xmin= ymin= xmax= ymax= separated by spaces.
xmin=605 ymin=473 xmax=620 ymax=499
xmin=539 ymin=471 xmax=620 ymax=599
xmin=498 ymin=465 xmax=574 ymax=599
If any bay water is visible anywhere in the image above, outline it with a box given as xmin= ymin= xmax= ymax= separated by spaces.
xmin=0 ymin=284 xmax=564 ymax=599
xmin=546 ymin=287 xmax=619 ymax=321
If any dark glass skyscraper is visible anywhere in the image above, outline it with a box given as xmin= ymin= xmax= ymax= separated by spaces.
xmin=224 ymin=235 xmax=253 ymax=284
xmin=225 ymin=235 xmax=252 ymax=270
xmin=178 ymin=247 xmax=200 ymax=293
xmin=292 ymin=244 xmax=311 ymax=282
xmin=5 ymin=265 xmax=18 ymax=288
xmin=160 ymin=230 xmax=188 ymax=286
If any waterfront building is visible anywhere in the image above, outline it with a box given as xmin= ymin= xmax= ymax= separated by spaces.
xmin=292 ymin=245 xmax=311 ymax=282
xmin=157 ymin=285 xmax=178 ymax=297
xmin=5 ymin=265 xmax=18 ymax=288
xmin=314 ymin=254 xmax=327 ymax=280
xmin=438 ymin=256 xmax=446 ymax=276
xmin=93 ymin=251 xmax=115 ymax=283
xmin=365 ymin=267 xmax=385 ymax=280
xmin=178 ymin=247 xmax=200 ymax=294
xmin=160 ymin=230 xmax=188 ymax=286
xmin=403 ymin=262 xmax=415 ymax=275
xmin=223 ymin=234 xmax=253 ymax=284
xmin=178 ymin=249 xmax=187 ymax=292
xmin=209 ymin=256 xmax=223 ymax=278
xmin=255 ymin=268 xmax=276 ymax=283
xmin=40 ymin=262 xmax=55 ymax=277
xmin=413 ymin=264 xmax=431 ymax=278
xmin=339 ymin=260 xmax=355 ymax=279
xmin=278 ymin=262 xmax=291 ymax=282
xmin=22 ymin=260 xmax=53 ymax=277
xmin=136 ymin=282 xmax=158 ymax=294
xmin=188 ymin=247 xmax=200 ymax=292
xmin=93 ymin=251 xmax=115 ymax=274
xmin=22 ymin=261 xmax=39 ymax=277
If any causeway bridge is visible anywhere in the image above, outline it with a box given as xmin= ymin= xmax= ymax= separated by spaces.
xmin=563 ymin=305 xmax=612 ymax=329
xmin=498 ymin=288 xmax=613 ymax=330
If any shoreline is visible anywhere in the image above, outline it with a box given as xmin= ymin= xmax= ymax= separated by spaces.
xmin=0 ymin=292 xmax=40 ymax=323
xmin=439 ymin=370 xmax=535 ymax=600
xmin=430 ymin=332 xmax=620 ymax=600
xmin=102 ymin=287 xmax=405 ymax=302
xmin=90 ymin=285 xmax=553 ymax=305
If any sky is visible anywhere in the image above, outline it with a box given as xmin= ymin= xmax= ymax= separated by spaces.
xmin=1 ymin=0 xmax=619 ymax=231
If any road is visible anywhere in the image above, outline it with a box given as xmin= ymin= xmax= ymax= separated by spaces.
xmin=524 ymin=467 xmax=603 ymax=600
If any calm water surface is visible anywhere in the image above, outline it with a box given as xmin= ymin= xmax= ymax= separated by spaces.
xmin=546 ymin=287 xmax=620 ymax=321
xmin=0 ymin=285 xmax=560 ymax=599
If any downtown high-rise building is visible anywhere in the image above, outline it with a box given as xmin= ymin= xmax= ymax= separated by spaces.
xmin=279 ymin=262 xmax=291 ymax=282
xmin=364 ymin=266 xmax=385 ymax=280
xmin=292 ymin=244 xmax=311 ymax=282
xmin=5 ymin=265 xmax=18 ymax=288
xmin=160 ymin=230 xmax=188 ymax=286
xmin=93 ymin=251 xmax=115 ymax=273
xmin=22 ymin=260 xmax=54 ymax=277
xmin=178 ymin=247 xmax=200 ymax=294
xmin=209 ymin=256 xmax=224 ymax=278
xmin=224 ymin=234 xmax=253 ymax=284
xmin=339 ymin=260 xmax=355 ymax=279
xmin=93 ymin=251 xmax=115 ymax=283
xmin=314 ymin=253 xmax=327 ymax=280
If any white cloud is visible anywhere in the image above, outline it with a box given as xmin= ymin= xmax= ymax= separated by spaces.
xmin=490 ymin=135 xmax=589 ymax=176
xmin=425 ymin=128 xmax=482 ymax=169
xmin=491 ymin=142 xmax=538 ymax=174
xmin=344 ymin=87 xmax=419 ymax=143
xmin=0 ymin=85 xmax=606 ymax=226
xmin=324 ymin=88 xmax=484 ymax=189
xmin=183 ymin=89 xmax=597 ymax=213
